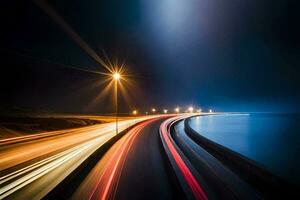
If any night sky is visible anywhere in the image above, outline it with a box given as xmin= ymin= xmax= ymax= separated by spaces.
xmin=1 ymin=0 xmax=299 ymax=113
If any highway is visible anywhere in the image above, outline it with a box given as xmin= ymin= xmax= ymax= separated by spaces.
xmin=72 ymin=117 xmax=182 ymax=200
xmin=0 ymin=114 xmax=267 ymax=200
xmin=71 ymin=115 xmax=212 ymax=200
xmin=0 ymin=116 xmax=154 ymax=200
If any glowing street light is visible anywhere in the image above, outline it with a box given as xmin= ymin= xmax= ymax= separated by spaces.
xmin=197 ymin=108 xmax=202 ymax=113
xmin=132 ymin=110 xmax=138 ymax=115
xmin=113 ymin=72 xmax=121 ymax=80
xmin=152 ymin=108 xmax=156 ymax=113
xmin=209 ymin=109 xmax=213 ymax=113
xmin=174 ymin=107 xmax=180 ymax=113
xmin=163 ymin=109 xmax=168 ymax=114
xmin=188 ymin=106 xmax=194 ymax=113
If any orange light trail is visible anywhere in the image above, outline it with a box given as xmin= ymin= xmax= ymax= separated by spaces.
xmin=73 ymin=117 xmax=163 ymax=200
xmin=0 ymin=116 xmax=155 ymax=199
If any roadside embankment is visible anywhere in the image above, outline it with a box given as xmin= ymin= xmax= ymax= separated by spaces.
xmin=0 ymin=113 xmax=138 ymax=139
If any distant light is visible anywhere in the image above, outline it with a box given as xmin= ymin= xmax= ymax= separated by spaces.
xmin=174 ymin=107 xmax=180 ymax=113
xmin=132 ymin=110 xmax=137 ymax=115
xmin=197 ymin=109 xmax=202 ymax=113
xmin=113 ymin=72 xmax=121 ymax=80
xmin=209 ymin=109 xmax=213 ymax=113
xmin=163 ymin=109 xmax=168 ymax=114
xmin=152 ymin=108 xmax=156 ymax=113
xmin=145 ymin=112 xmax=148 ymax=115
xmin=188 ymin=106 xmax=194 ymax=113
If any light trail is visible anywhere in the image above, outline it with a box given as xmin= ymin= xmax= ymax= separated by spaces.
xmin=0 ymin=116 xmax=155 ymax=200
xmin=72 ymin=117 xmax=162 ymax=200
xmin=0 ymin=118 xmax=146 ymax=171
xmin=160 ymin=116 xmax=209 ymax=200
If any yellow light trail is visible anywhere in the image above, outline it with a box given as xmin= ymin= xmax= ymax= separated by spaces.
xmin=0 ymin=116 xmax=156 ymax=199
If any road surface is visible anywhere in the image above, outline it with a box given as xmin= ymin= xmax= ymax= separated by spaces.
xmin=0 ymin=114 xmax=269 ymax=200
xmin=72 ymin=116 xmax=184 ymax=200
xmin=0 ymin=116 xmax=154 ymax=199
xmin=72 ymin=115 xmax=213 ymax=200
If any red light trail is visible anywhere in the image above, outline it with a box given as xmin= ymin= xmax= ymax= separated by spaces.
xmin=85 ymin=118 xmax=161 ymax=200
xmin=160 ymin=116 xmax=208 ymax=200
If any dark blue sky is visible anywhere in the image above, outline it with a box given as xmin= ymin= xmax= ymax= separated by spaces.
xmin=1 ymin=0 xmax=299 ymax=113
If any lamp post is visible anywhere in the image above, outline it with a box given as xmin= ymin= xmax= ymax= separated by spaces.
xmin=132 ymin=110 xmax=138 ymax=115
xmin=113 ymin=72 xmax=121 ymax=135
xmin=151 ymin=108 xmax=156 ymax=114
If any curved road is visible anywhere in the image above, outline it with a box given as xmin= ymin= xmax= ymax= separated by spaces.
xmin=73 ymin=115 xmax=213 ymax=200
xmin=72 ymin=117 xmax=184 ymax=200
xmin=0 ymin=114 xmax=263 ymax=200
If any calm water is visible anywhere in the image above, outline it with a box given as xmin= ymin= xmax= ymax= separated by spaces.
xmin=189 ymin=113 xmax=300 ymax=184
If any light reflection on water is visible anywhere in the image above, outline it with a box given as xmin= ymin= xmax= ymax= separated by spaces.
xmin=189 ymin=113 xmax=300 ymax=184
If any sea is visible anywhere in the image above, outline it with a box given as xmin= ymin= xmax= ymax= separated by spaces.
xmin=188 ymin=113 xmax=300 ymax=184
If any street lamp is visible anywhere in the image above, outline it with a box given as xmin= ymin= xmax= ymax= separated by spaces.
xmin=132 ymin=110 xmax=138 ymax=115
xmin=209 ymin=109 xmax=213 ymax=113
xmin=152 ymin=108 xmax=156 ymax=114
xmin=113 ymin=72 xmax=120 ymax=80
xmin=188 ymin=106 xmax=194 ymax=113
xmin=113 ymin=72 xmax=121 ymax=135
xmin=174 ymin=107 xmax=180 ymax=113
xmin=163 ymin=109 xmax=168 ymax=114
